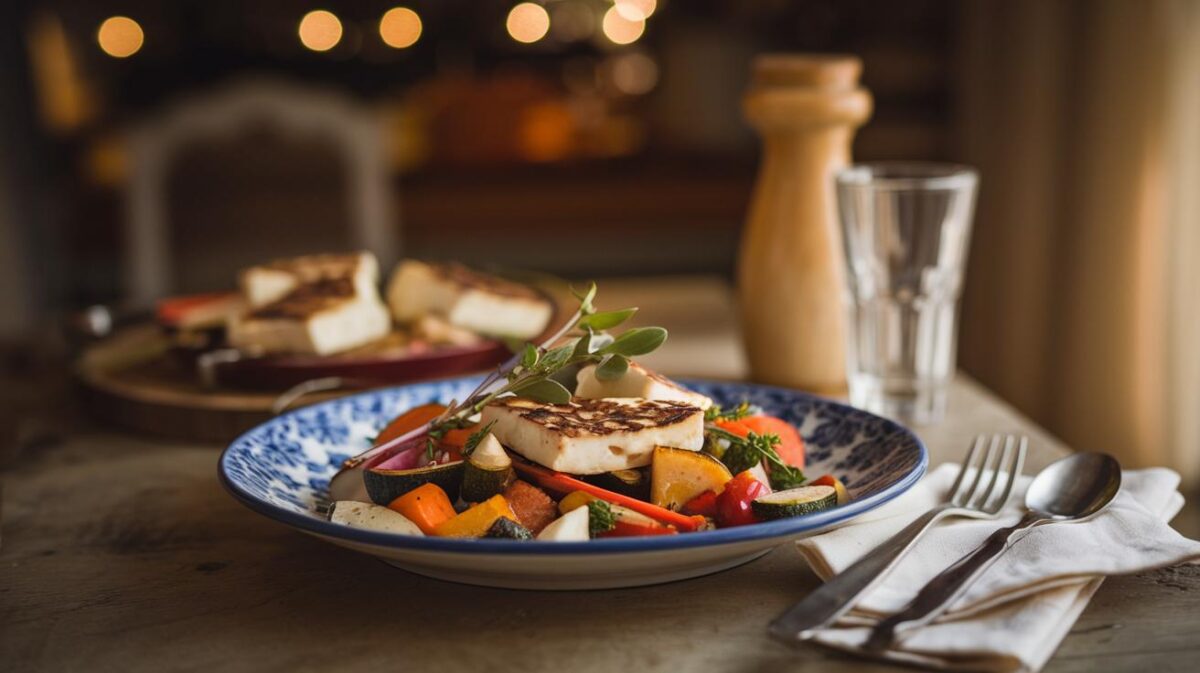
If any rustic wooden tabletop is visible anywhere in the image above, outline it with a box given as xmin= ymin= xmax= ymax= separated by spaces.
xmin=2 ymin=276 xmax=1197 ymax=672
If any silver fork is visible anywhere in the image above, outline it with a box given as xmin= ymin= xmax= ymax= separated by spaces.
xmin=768 ymin=434 xmax=1028 ymax=644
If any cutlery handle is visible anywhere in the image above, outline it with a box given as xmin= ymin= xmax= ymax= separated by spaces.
xmin=769 ymin=504 xmax=953 ymax=641
xmin=863 ymin=511 xmax=1042 ymax=652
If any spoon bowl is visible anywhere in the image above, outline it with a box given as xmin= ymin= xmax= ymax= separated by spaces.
xmin=1025 ymin=451 xmax=1122 ymax=520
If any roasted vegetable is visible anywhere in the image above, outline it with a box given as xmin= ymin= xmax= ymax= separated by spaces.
xmin=512 ymin=459 xmax=706 ymax=531
xmin=536 ymin=506 xmax=590 ymax=541
xmin=329 ymin=501 xmax=424 ymax=536
xmin=723 ymin=415 xmax=806 ymax=470
xmin=681 ymin=490 xmax=719 ymax=518
xmin=650 ymin=446 xmax=732 ymax=510
xmin=484 ymin=517 xmax=534 ymax=540
xmin=601 ymin=507 xmax=676 ymax=537
xmin=502 ymin=480 xmax=558 ymax=534
xmin=751 ymin=485 xmax=837 ymax=519
xmin=364 ymin=459 xmax=465 ymax=505
xmin=460 ymin=434 xmax=515 ymax=503
xmin=433 ymin=494 xmax=518 ymax=538
xmin=810 ymin=474 xmax=850 ymax=505
xmin=387 ymin=483 xmax=457 ymax=534
xmin=373 ymin=403 xmax=447 ymax=447
xmin=559 ymin=491 xmax=676 ymax=537
xmin=582 ymin=468 xmax=650 ymax=499
xmin=715 ymin=470 xmax=770 ymax=527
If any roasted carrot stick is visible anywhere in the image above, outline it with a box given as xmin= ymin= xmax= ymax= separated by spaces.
xmin=511 ymin=460 xmax=706 ymax=532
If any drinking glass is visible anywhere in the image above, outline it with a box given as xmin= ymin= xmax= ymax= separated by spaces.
xmin=835 ymin=163 xmax=978 ymax=424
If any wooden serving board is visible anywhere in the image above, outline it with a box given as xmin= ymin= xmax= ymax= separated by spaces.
xmin=76 ymin=325 xmax=342 ymax=442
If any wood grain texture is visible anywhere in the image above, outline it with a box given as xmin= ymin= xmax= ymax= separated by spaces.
xmin=2 ymin=276 xmax=1197 ymax=672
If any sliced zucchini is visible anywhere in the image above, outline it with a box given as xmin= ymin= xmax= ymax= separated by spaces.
xmin=363 ymin=460 xmax=465 ymax=505
xmin=484 ymin=517 xmax=534 ymax=540
xmin=582 ymin=468 xmax=650 ymax=499
xmin=328 ymin=501 xmax=424 ymax=536
xmin=750 ymin=485 xmax=837 ymax=520
xmin=461 ymin=434 xmax=515 ymax=503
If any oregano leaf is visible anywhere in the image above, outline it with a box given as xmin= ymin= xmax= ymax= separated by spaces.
xmin=511 ymin=378 xmax=572 ymax=404
xmin=578 ymin=308 xmax=637 ymax=331
xmin=595 ymin=353 xmax=630 ymax=381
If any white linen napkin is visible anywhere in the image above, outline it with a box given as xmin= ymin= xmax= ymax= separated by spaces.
xmin=796 ymin=463 xmax=1200 ymax=672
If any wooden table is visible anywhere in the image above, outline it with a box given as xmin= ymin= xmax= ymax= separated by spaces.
xmin=3 ymin=276 xmax=1197 ymax=672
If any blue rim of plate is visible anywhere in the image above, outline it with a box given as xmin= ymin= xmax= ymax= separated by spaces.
xmin=218 ymin=379 xmax=928 ymax=555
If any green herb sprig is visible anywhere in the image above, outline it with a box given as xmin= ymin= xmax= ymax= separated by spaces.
xmin=704 ymin=401 xmax=754 ymax=423
xmin=586 ymin=500 xmax=617 ymax=536
xmin=705 ymin=426 xmax=806 ymax=491
xmin=460 ymin=421 xmax=497 ymax=458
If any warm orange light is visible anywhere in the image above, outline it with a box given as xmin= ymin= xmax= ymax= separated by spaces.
xmin=379 ymin=7 xmax=422 ymax=49
xmin=298 ymin=10 xmax=343 ymax=52
xmin=506 ymin=3 xmax=550 ymax=44
xmin=97 ymin=16 xmax=144 ymax=58
xmin=602 ymin=7 xmax=644 ymax=45
xmin=614 ymin=0 xmax=657 ymax=21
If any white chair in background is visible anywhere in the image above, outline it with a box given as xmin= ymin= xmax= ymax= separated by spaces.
xmin=124 ymin=78 xmax=398 ymax=304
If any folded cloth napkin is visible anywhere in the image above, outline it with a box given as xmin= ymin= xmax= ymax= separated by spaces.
xmin=796 ymin=463 xmax=1200 ymax=672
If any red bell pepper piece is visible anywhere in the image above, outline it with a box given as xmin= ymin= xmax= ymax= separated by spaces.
xmin=682 ymin=490 xmax=720 ymax=518
xmin=716 ymin=471 xmax=769 ymax=527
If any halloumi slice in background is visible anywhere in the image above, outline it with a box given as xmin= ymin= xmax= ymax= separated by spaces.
xmin=227 ymin=277 xmax=391 ymax=356
xmin=386 ymin=260 xmax=552 ymax=340
xmin=241 ymin=251 xmax=379 ymax=308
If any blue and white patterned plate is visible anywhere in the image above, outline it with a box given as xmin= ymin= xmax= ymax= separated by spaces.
xmin=219 ymin=377 xmax=926 ymax=589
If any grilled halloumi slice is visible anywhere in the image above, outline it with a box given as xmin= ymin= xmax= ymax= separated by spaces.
xmin=575 ymin=362 xmax=714 ymax=410
xmin=386 ymin=260 xmax=552 ymax=340
xmin=241 ymin=252 xmax=379 ymax=308
xmin=480 ymin=397 xmax=704 ymax=474
xmin=227 ymin=278 xmax=390 ymax=356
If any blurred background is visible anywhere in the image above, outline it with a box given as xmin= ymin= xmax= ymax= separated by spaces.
xmin=0 ymin=1 xmax=1197 ymax=481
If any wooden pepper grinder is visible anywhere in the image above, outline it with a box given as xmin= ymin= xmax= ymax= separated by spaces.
xmin=738 ymin=54 xmax=872 ymax=392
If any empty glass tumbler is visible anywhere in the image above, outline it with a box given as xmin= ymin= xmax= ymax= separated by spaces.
xmin=835 ymin=163 xmax=978 ymax=424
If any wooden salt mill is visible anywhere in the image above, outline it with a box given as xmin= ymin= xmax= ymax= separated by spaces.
xmin=738 ymin=55 xmax=872 ymax=392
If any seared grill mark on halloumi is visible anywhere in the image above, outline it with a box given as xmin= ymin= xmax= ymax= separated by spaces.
xmin=481 ymin=398 xmax=704 ymax=474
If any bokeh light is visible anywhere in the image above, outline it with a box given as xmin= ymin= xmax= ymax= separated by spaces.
xmin=614 ymin=0 xmax=657 ymax=21
xmin=506 ymin=3 xmax=551 ymax=45
xmin=97 ymin=16 xmax=144 ymax=58
xmin=602 ymin=7 xmax=645 ymax=45
xmin=379 ymin=7 xmax=422 ymax=49
xmin=609 ymin=51 xmax=659 ymax=95
xmin=298 ymin=10 xmax=343 ymax=52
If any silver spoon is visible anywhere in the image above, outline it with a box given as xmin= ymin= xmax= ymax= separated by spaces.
xmin=863 ymin=451 xmax=1122 ymax=652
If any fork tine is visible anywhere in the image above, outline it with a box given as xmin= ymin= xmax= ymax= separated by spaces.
xmin=949 ymin=435 xmax=987 ymax=505
xmin=979 ymin=435 xmax=1014 ymax=510
xmin=968 ymin=434 xmax=1008 ymax=509
xmin=987 ymin=436 xmax=1028 ymax=513
xmin=961 ymin=434 xmax=1000 ymax=507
